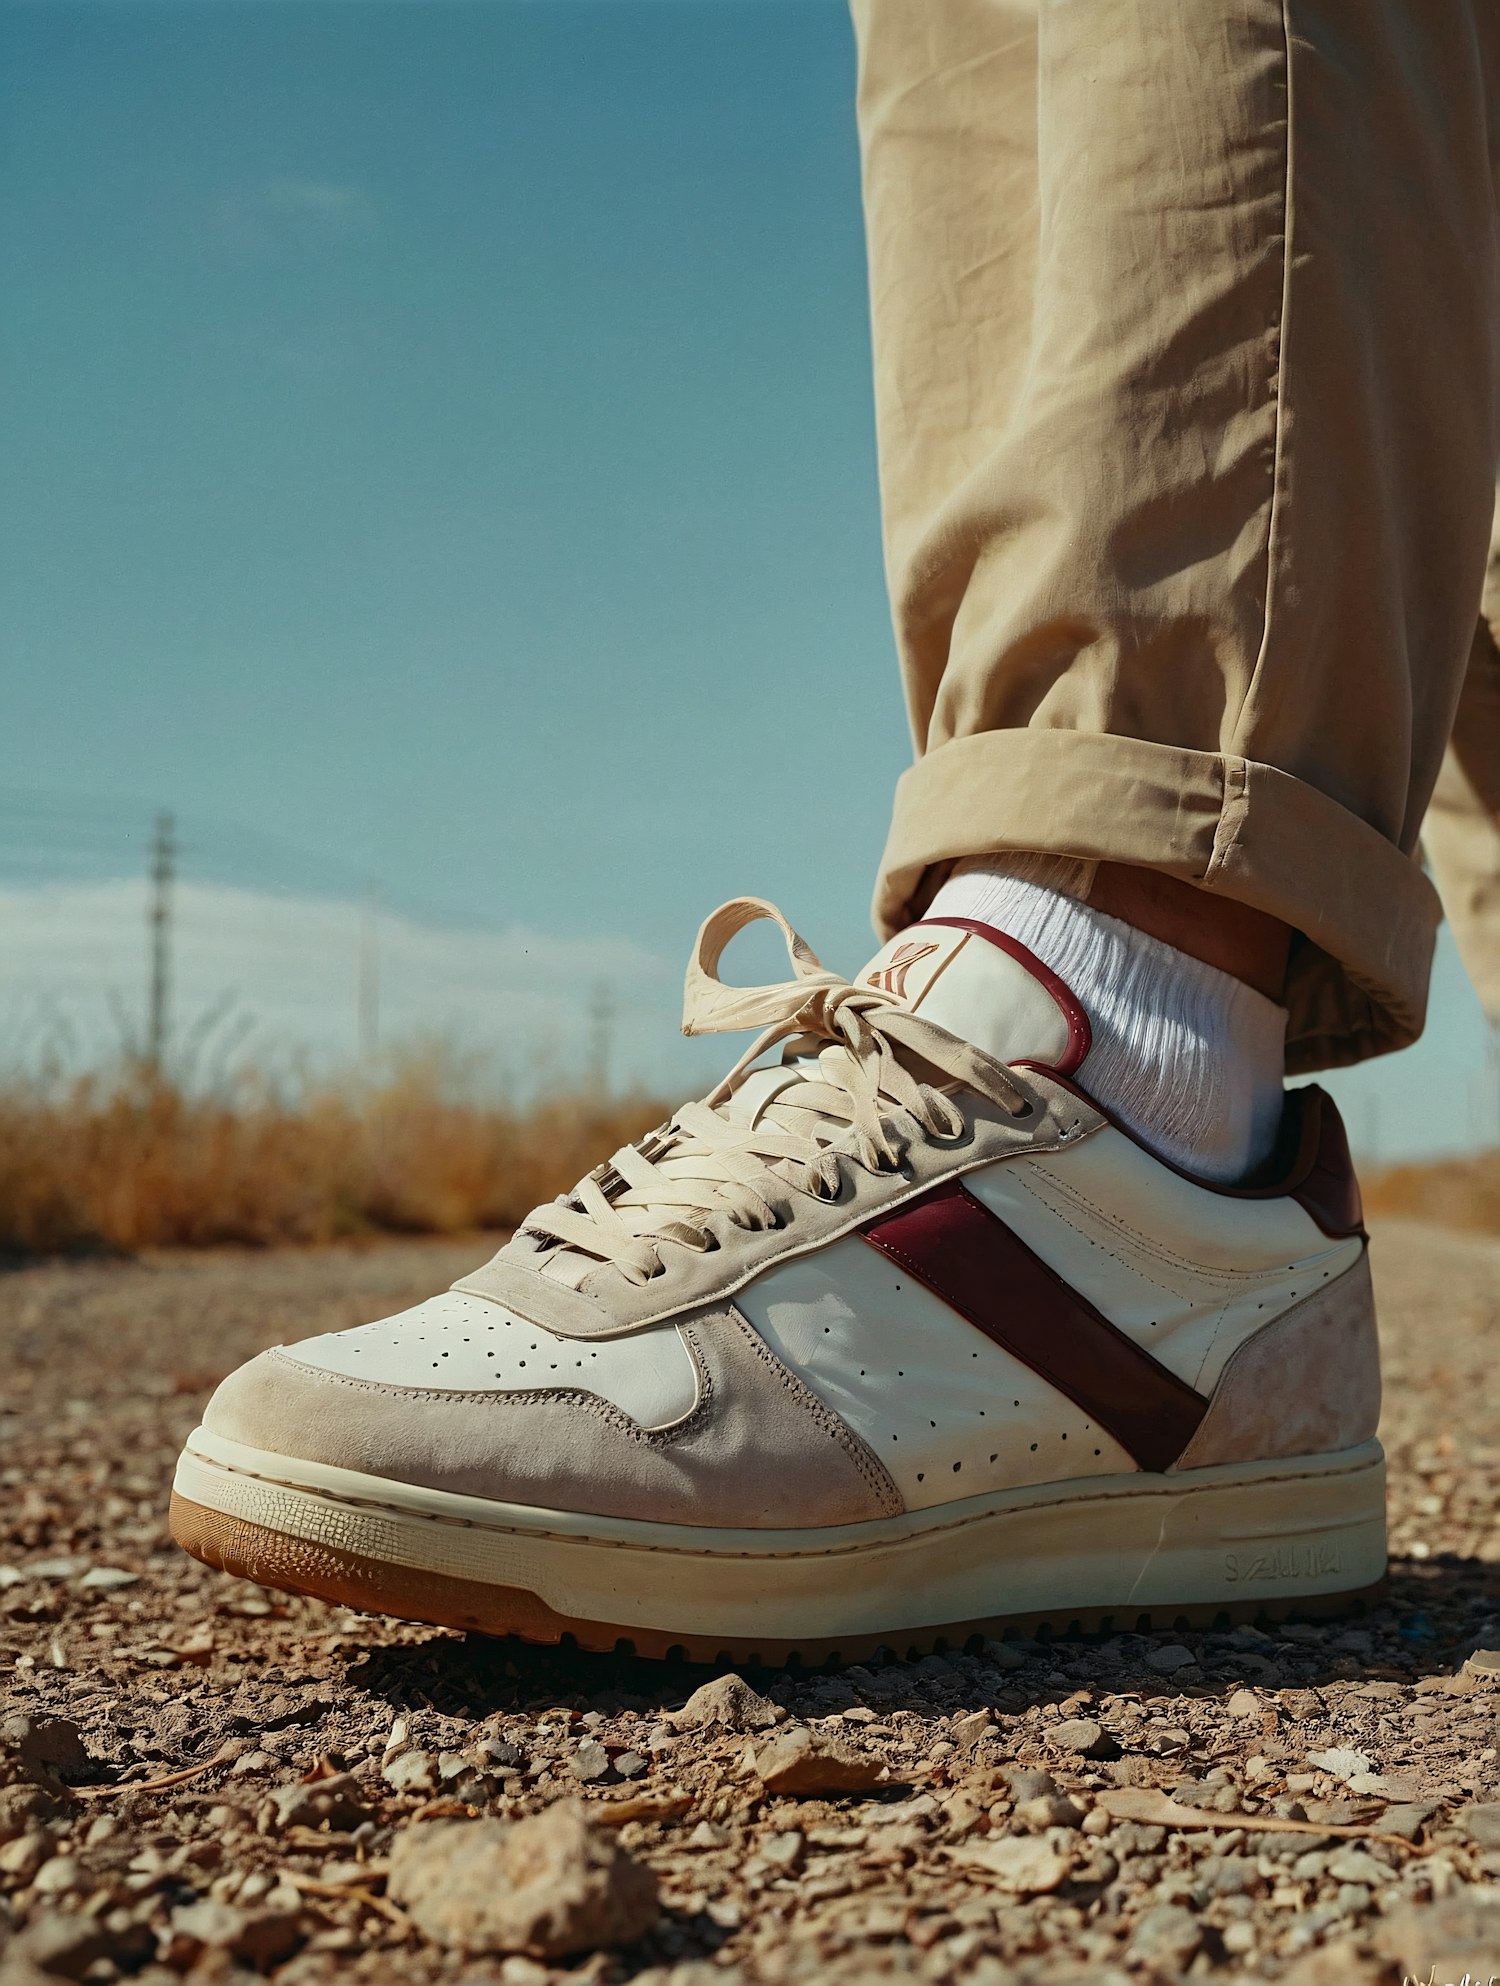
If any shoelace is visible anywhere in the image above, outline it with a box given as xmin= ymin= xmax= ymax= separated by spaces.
xmin=523 ymin=897 xmax=1034 ymax=1286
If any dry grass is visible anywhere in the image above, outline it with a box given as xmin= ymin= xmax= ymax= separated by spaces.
xmin=1362 ymin=1148 xmax=1500 ymax=1233
xmin=0 ymin=1057 xmax=667 ymax=1256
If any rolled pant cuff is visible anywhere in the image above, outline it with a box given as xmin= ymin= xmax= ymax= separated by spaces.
xmin=875 ymin=730 xmax=1442 ymax=1075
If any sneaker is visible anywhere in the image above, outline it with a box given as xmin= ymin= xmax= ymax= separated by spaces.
xmin=170 ymin=898 xmax=1385 ymax=1663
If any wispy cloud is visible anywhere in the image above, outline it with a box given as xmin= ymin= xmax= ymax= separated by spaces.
xmin=257 ymin=177 xmax=372 ymax=225
xmin=214 ymin=176 xmax=375 ymax=250
xmin=0 ymin=879 xmax=717 ymax=1100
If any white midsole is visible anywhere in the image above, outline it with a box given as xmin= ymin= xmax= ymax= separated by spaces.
xmin=174 ymin=1429 xmax=1387 ymax=1640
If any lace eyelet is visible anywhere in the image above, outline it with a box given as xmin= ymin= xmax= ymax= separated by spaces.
xmin=1010 ymin=1101 xmax=1035 ymax=1121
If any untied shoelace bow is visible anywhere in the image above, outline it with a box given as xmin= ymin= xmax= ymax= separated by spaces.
xmin=524 ymin=897 xmax=1034 ymax=1286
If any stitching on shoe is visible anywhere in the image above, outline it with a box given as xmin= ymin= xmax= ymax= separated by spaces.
xmin=714 ymin=1311 xmax=904 ymax=1518
xmin=265 ymin=1350 xmax=676 ymax=1441
xmin=196 ymin=1443 xmax=1381 ymax=1559
xmin=1016 ymin=1161 xmax=1309 ymax=1293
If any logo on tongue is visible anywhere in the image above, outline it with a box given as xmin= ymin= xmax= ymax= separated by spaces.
xmin=864 ymin=940 xmax=940 ymax=1000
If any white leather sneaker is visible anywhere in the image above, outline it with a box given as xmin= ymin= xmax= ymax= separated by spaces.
xmin=170 ymin=899 xmax=1385 ymax=1663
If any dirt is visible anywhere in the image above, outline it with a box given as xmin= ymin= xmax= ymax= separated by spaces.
xmin=1 ymin=1219 xmax=1499 ymax=1984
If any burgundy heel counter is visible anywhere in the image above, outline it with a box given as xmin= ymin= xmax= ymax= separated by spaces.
xmin=1292 ymin=1088 xmax=1366 ymax=1240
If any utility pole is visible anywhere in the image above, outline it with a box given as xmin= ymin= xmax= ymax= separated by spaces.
xmin=146 ymin=811 xmax=175 ymax=1077
xmin=358 ymin=887 xmax=381 ymax=1067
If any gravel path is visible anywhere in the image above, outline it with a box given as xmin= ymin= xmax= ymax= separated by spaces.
xmin=2 ymin=1221 xmax=1499 ymax=1984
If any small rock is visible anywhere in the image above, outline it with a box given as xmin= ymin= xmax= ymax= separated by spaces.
xmin=612 ymin=1751 xmax=648 ymax=1780
xmin=949 ymin=1709 xmax=997 ymax=1748
xmin=1048 ymin=1717 xmax=1108 ymax=1757
xmin=950 ymin=1834 xmax=1072 ymax=1894
xmin=1463 ymin=1646 xmax=1500 ymax=1680
xmin=263 ymin=1772 xmax=372 ymax=1834
xmin=0 ymin=1711 xmax=89 ymax=1791
xmin=499 ymin=1960 xmax=552 ymax=1986
xmin=1325 ymin=1847 xmax=1388 ymax=1887
xmin=1280 ymin=1940 xmax=1391 ymax=1986
xmin=670 ymin=1673 xmax=779 ymax=1733
xmin=1014 ymin=1793 xmax=1084 ymax=1831
xmin=751 ymin=1727 xmax=886 ymax=1797
xmin=1377 ymin=1894 xmax=1500 ymax=1973
xmin=687 ymin=1820 xmax=729 ymax=1849
xmin=168 ymin=1898 xmax=303 ymax=1968
xmin=4 ymin=1908 xmax=113 ymax=1980
xmin=1346 ymin=1771 xmax=1417 ymax=1799
xmin=387 ymin=1803 xmax=658 ymax=1958
xmin=1226 ymin=1688 xmax=1261 ymax=1718
xmin=1145 ymin=1644 xmax=1196 ymax=1674
xmin=1001 ymin=1766 xmax=1057 ymax=1803
xmin=1125 ymin=1902 xmax=1203 ymax=1969
xmin=479 ymin=1739 xmax=527 ymax=1773
xmin=77 ymin=1566 xmax=140 ymax=1592
xmin=1380 ymin=1800 xmax=1438 ymax=1840
xmin=1457 ymin=1800 xmax=1500 ymax=1848
xmin=0 ymin=1784 xmax=52 ymax=1846
xmin=980 ymin=1638 xmax=1027 ymax=1671
xmin=436 ymin=1753 xmax=494 ymax=1802
xmin=383 ymin=1749 xmax=439 ymax=1795
xmin=0 ymin=1830 xmax=54 ymax=1880
xmin=31 ymin=1853 xmax=81 ymax=1895
xmin=759 ymin=1829 xmax=804 ymax=1873
xmin=568 ymin=1740 xmax=612 ymax=1784
xmin=1306 ymin=1746 xmax=1372 ymax=1783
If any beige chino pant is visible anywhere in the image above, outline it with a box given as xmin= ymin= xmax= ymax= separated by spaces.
xmin=852 ymin=0 xmax=1500 ymax=1074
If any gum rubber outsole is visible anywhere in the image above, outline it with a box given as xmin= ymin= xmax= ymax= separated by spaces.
xmin=169 ymin=1491 xmax=1387 ymax=1669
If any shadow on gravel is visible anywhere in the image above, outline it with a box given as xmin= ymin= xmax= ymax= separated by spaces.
xmin=340 ymin=1551 xmax=1500 ymax=1722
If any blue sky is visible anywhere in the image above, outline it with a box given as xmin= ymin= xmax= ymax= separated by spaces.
xmin=0 ymin=0 xmax=897 ymax=970
xmin=0 ymin=0 xmax=1492 ymax=1154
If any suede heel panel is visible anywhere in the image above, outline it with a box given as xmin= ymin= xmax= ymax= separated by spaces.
xmin=1172 ymin=1252 xmax=1380 ymax=1469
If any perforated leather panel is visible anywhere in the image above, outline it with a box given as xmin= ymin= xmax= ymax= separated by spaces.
xmin=283 ymin=1291 xmax=700 ymax=1429
xmin=735 ymin=1238 xmax=1136 ymax=1508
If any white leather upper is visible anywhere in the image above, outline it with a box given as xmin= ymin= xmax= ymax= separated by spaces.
xmin=278 ymin=1112 xmax=1363 ymax=1510
xmin=965 ymin=1130 xmax=1363 ymax=1393
xmin=735 ymin=1236 xmax=1136 ymax=1510
xmin=283 ymin=1291 xmax=700 ymax=1429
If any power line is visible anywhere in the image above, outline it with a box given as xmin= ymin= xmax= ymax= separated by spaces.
xmin=0 ymin=785 xmax=514 ymax=938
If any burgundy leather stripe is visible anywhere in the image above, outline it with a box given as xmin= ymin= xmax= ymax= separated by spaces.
xmin=861 ymin=1180 xmax=1207 ymax=1473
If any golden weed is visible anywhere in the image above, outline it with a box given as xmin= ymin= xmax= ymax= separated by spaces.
xmin=0 ymin=1060 xmax=666 ymax=1255
xmin=1361 ymin=1149 xmax=1500 ymax=1234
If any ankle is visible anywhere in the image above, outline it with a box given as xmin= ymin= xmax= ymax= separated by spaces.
xmin=1086 ymin=861 xmax=1292 ymax=1002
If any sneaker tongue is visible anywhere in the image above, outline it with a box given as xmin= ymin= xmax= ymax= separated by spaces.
xmin=854 ymin=918 xmax=1090 ymax=1074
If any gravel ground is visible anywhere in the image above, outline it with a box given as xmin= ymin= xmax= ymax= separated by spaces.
xmin=2 ymin=1220 xmax=1499 ymax=1985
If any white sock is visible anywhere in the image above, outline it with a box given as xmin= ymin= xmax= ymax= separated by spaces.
xmin=926 ymin=858 xmax=1288 ymax=1182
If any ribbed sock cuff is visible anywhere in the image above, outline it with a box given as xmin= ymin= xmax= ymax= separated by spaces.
xmin=928 ymin=861 xmax=1289 ymax=1182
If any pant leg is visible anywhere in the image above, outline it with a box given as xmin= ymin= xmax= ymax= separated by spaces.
xmin=1424 ymin=506 xmax=1500 ymax=1026
xmin=853 ymin=0 xmax=1500 ymax=1074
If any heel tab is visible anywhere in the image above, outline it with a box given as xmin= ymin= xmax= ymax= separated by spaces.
xmin=1289 ymin=1087 xmax=1366 ymax=1239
